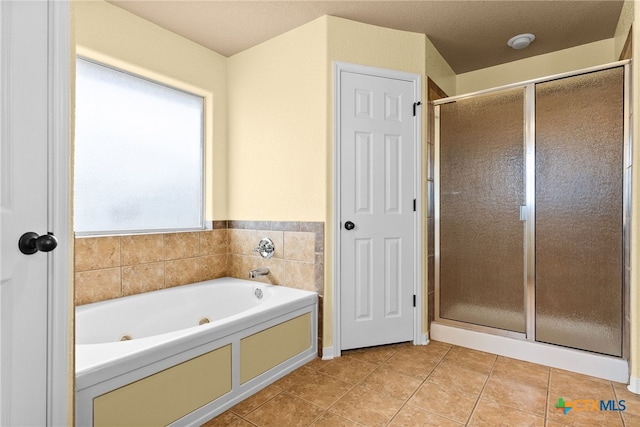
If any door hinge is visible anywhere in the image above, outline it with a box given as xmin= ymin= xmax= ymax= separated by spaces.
xmin=413 ymin=101 xmax=422 ymax=117
xmin=413 ymin=199 xmax=417 ymax=212
xmin=413 ymin=295 xmax=416 ymax=307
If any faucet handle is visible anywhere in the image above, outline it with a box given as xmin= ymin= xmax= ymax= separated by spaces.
xmin=254 ymin=237 xmax=275 ymax=259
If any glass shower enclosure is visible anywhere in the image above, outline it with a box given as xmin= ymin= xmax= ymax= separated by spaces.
xmin=433 ymin=62 xmax=629 ymax=357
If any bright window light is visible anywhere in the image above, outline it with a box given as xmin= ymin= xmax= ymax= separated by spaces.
xmin=74 ymin=58 xmax=204 ymax=234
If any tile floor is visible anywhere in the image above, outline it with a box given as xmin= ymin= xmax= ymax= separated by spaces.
xmin=202 ymin=340 xmax=640 ymax=427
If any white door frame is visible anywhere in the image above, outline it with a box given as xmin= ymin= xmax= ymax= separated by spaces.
xmin=0 ymin=0 xmax=71 ymax=424
xmin=48 ymin=0 xmax=72 ymax=423
xmin=331 ymin=61 xmax=423 ymax=358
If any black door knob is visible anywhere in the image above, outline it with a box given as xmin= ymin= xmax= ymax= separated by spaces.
xmin=19 ymin=232 xmax=58 ymax=255
xmin=344 ymin=221 xmax=355 ymax=230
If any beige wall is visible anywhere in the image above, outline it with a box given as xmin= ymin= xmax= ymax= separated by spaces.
xmin=75 ymin=0 xmax=228 ymax=220
xmin=227 ymin=18 xmax=327 ymax=222
xmin=615 ymin=1 xmax=634 ymax=59
xmin=425 ymin=37 xmax=456 ymax=96
xmin=456 ymin=39 xmax=617 ymax=94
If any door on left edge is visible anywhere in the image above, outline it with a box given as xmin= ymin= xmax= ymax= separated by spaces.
xmin=1 ymin=1 xmax=70 ymax=425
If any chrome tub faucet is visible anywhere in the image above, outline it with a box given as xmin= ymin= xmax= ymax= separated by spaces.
xmin=249 ymin=267 xmax=269 ymax=278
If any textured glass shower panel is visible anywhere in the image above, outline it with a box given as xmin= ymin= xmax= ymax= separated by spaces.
xmin=439 ymin=89 xmax=525 ymax=332
xmin=535 ymin=67 xmax=623 ymax=356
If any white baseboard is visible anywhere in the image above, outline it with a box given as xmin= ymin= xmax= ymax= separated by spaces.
xmin=416 ymin=333 xmax=429 ymax=345
xmin=322 ymin=334 xmax=430 ymax=359
xmin=431 ymin=322 xmax=629 ymax=383
xmin=321 ymin=346 xmax=335 ymax=360
xmin=628 ymin=376 xmax=640 ymax=394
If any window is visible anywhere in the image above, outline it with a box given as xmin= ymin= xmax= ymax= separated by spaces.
xmin=74 ymin=58 xmax=204 ymax=234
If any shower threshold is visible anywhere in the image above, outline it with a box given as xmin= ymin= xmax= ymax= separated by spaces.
xmin=430 ymin=322 xmax=628 ymax=383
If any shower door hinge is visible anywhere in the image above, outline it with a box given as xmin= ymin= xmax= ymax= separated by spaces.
xmin=413 ymin=101 xmax=422 ymax=117
xmin=413 ymin=295 xmax=416 ymax=307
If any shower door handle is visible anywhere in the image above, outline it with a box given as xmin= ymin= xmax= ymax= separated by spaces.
xmin=520 ymin=206 xmax=527 ymax=221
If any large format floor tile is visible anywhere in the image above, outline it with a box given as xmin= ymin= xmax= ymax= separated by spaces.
xmin=202 ymin=340 xmax=638 ymax=427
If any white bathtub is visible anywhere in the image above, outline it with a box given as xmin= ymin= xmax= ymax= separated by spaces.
xmin=76 ymin=277 xmax=318 ymax=426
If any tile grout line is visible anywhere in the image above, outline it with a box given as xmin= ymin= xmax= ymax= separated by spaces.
xmin=320 ymin=344 xmax=418 ymax=426
xmin=462 ymin=353 xmax=498 ymax=426
xmin=322 ymin=351 xmax=397 ymax=425
xmin=231 ymin=385 xmax=287 ymax=424
xmin=297 ymin=351 xmax=394 ymax=427
xmin=385 ymin=344 xmax=458 ymax=426
xmin=611 ymin=380 xmax=626 ymax=427
xmin=246 ymin=352 xmax=379 ymax=427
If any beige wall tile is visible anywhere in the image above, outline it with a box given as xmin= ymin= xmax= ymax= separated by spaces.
xmin=165 ymin=257 xmax=201 ymax=287
xmin=163 ymin=232 xmax=199 ymax=260
xmin=200 ymin=230 xmax=229 ymax=255
xmin=200 ymin=255 xmax=228 ymax=281
xmin=122 ymin=262 xmax=165 ymax=296
xmin=228 ymin=229 xmax=255 ymax=256
xmin=315 ymin=253 xmax=324 ymax=296
xmin=75 ymin=236 xmax=121 ymax=272
xmin=73 ymin=223 xmax=325 ymax=304
xmin=227 ymin=254 xmax=243 ymax=279
xmin=284 ymin=260 xmax=315 ymax=291
xmin=121 ymin=234 xmax=163 ymax=266
xmin=260 ymin=258 xmax=284 ymax=285
xmin=284 ymin=232 xmax=315 ymax=262
xmin=75 ymin=268 xmax=121 ymax=305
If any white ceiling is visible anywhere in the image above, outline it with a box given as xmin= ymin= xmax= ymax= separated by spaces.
xmin=108 ymin=0 xmax=626 ymax=73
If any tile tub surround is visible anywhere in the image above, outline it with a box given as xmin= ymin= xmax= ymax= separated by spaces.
xmin=74 ymin=228 xmax=229 ymax=305
xmin=227 ymin=221 xmax=324 ymax=295
xmin=203 ymin=341 xmax=640 ymax=427
xmin=74 ymin=221 xmax=325 ymax=306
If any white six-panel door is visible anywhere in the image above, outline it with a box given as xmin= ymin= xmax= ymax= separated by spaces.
xmin=339 ymin=70 xmax=416 ymax=350
xmin=0 ymin=1 xmax=70 ymax=425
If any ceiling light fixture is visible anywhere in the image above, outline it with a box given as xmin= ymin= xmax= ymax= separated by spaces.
xmin=507 ymin=33 xmax=535 ymax=50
